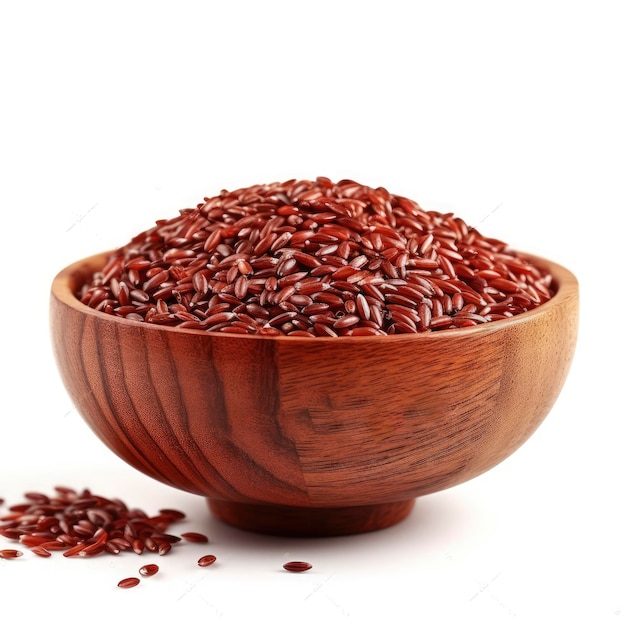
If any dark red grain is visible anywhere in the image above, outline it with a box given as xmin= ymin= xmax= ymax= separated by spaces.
xmin=0 ymin=549 xmax=23 ymax=559
xmin=39 ymin=541 xmax=68 ymax=552
xmin=24 ymin=492 xmax=50 ymax=504
xmin=283 ymin=560 xmax=313 ymax=572
xmin=132 ymin=539 xmax=145 ymax=555
xmin=139 ymin=563 xmax=159 ymax=577
xmin=333 ymin=314 xmax=360 ymax=329
xmin=30 ymin=546 xmax=52 ymax=558
xmin=197 ymin=554 xmax=217 ymax=567
xmin=181 ymin=531 xmax=209 ymax=544
xmin=117 ymin=577 xmax=141 ymax=589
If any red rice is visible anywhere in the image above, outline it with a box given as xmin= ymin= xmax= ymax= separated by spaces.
xmin=181 ymin=531 xmax=209 ymax=544
xmin=197 ymin=554 xmax=217 ymax=567
xmin=282 ymin=560 xmax=313 ymax=572
xmin=77 ymin=177 xmax=554 ymax=336
xmin=0 ymin=487 xmax=206 ymax=559
xmin=0 ymin=549 xmax=23 ymax=559
xmin=139 ymin=563 xmax=159 ymax=576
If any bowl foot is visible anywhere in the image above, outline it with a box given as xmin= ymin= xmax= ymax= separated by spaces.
xmin=207 ymin=498 xmax=415 ymax=536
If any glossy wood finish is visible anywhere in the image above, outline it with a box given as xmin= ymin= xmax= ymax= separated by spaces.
xmin=50 ymin=252 xmax=578 ymax=536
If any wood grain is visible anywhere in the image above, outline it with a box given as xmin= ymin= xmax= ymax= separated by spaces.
xmin=50 ymin=252 xmax=578 ymax=535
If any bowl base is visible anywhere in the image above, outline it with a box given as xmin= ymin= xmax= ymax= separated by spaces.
xmin=207 ymin=498 xmax=415 ymax=536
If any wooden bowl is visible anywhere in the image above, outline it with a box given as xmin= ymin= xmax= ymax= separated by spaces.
xmin=50 ymin=251 xmax=578 ymax=536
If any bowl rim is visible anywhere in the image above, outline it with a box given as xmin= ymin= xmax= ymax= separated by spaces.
xmin=51 ymin=250 xmax=578 ymax=343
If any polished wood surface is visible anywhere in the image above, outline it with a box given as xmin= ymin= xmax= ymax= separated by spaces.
xmin=50 ymin=252 xmax=578 ymax=535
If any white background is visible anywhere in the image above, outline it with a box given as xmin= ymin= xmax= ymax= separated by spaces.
xmin=1 ymin=1 xmax=624 ymax=624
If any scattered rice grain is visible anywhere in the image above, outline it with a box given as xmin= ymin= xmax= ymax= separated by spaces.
xmin=283 ymin=560 xmax=313 ymax=572
xmin=0 ymin=549 xmax=23 ymax=559
xmin=181 ymin=531 xmax=209 ymax=544
xmin=139 ymin=563 xmax=159 ymax=577
xmin=198 ymin=554 xmax=217 ymax=567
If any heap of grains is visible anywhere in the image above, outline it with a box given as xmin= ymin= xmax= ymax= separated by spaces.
xmin=1 ymin=489 xmax=312 ymax=586
xmin=78 ymin=177 xmax=554 ymax=336
xmin=0 ymin=487 xmax=193 ymax=558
